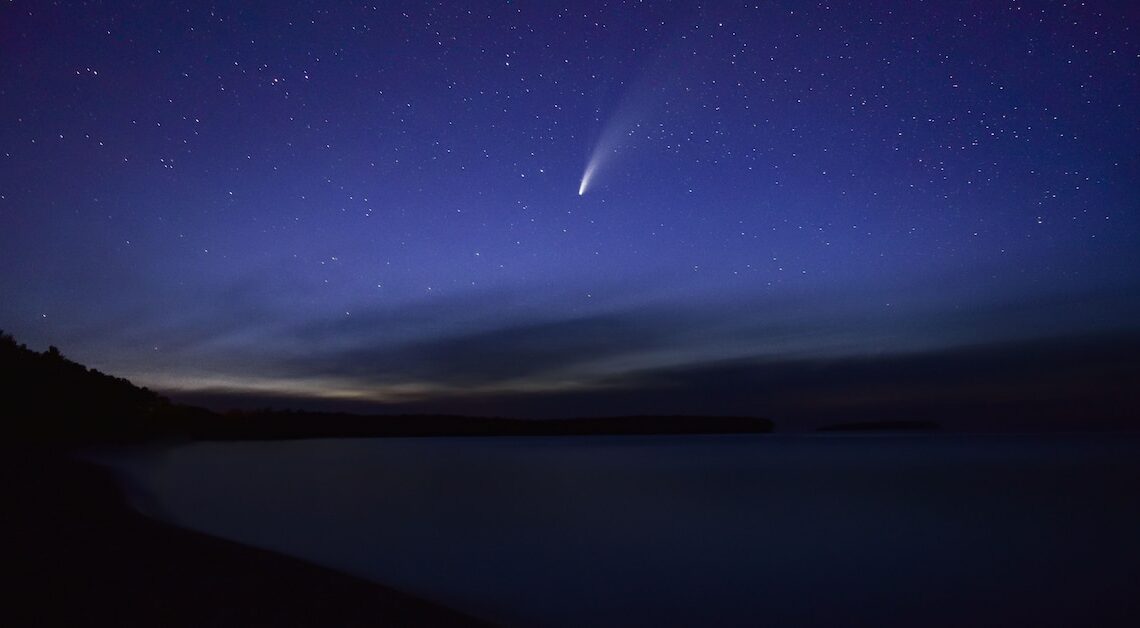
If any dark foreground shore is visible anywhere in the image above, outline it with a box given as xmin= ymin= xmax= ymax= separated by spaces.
xmin=2 ymin=447 xmax=487 ymax=627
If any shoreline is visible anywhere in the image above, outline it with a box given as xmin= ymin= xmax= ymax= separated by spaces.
xmin=2 ymin=446 xmax=489 ymax=627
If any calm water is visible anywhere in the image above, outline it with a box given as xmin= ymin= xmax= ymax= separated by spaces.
xmin=112 ymin=434 xmax=1140 ymax=627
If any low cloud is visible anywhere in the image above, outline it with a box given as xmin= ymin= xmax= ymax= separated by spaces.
xmin=171 ymin=331 xmax=1140 ymax=431
xmin=290 ymin=314 xmax=678 ymax=386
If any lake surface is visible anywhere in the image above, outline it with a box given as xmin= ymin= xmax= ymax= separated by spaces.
xmin=112 ymin=434 xmax=1140 ymax=627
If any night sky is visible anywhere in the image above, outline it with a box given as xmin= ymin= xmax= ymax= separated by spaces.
xmin=2 ymin=2 xmax=1138 ymax=424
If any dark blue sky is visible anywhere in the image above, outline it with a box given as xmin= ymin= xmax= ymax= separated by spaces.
xmin=2 ymin=2 xmax=1138 ymax=423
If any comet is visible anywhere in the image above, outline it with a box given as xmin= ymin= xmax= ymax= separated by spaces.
xmin=578 ymin=161 xmax=597 ymax=196
xmin=577 ymin=72 xmax=671 ymax=196
xmin=577 ymin=125 xmax=621 ymax=197
xmin=577 ymin=33 xmax=691 ymax=197
xmin=577 ymin=84 xmax=641 ymax=197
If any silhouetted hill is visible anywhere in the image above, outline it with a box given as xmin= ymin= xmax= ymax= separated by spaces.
xmin=1 ymin=331 xmax=772 ymax=442
xmin=0 ymin=331 xmax=212 ymax=443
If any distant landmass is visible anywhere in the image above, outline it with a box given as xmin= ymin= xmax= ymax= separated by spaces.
xmin=818 ymin=420 xmax=940 ymax=432
xmin=188 ymin=411 xmax=774 ymax=440
xmin=0 ymin=331 xmax=772 ymax=443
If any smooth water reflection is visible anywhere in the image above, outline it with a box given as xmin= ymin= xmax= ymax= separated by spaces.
xmin=116 ymin=434 xmax=1140 ymax=627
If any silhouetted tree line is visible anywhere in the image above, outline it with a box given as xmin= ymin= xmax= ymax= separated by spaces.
xmin=1 ymin=330 xmax=772 ymax=443
xmin=0 ymin=331 xmax=209 ymax=443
